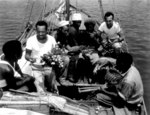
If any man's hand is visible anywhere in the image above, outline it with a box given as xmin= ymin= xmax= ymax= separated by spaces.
xmin=101 ymin=32 xmax=108 ymax=39
xmin=23 ymin=74 xmax=35 ymax=82
xmin=29 ymin=58 xmax=36 ymax=63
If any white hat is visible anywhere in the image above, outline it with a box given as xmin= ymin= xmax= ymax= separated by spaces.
xmin=59 ymin=20 xmax=69 ymax=27
xmin=71 ymin=13 xmax=82 ymax=21
xmin=113 ymin=42 xmax=122 ymax=48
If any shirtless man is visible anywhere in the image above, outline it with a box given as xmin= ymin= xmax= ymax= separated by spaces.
xmin=0 ymin=40 xmax=35 ymax=93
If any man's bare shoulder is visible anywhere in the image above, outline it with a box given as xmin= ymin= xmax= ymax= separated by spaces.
xmin=0 ymin=63 xmax=14 ymax=75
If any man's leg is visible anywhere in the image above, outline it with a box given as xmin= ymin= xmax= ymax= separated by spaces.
xmin=59 ymin=55 xmax=70 ymax=85
xmin=44 ymin=67 xmax=58 ymax=93
xmin=95 ymin=86 xmax=119 ymax=107
xmin=67 ymin=55 xmax=79 ymax=83
xmin=31 ymin=67 xmax=46 ymax=94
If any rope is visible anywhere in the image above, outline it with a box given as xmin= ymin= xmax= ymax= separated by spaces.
xmin=41 ymin=0 xmax=48 ymax=20
xmin=76 ymin=0 xmax=78 ymax=13
xmin=27 ymin=0 xmax=36 ymax=23
xmin=112 ymin=0 xmax=121 ymax=24
xmin=20 ymin=0 xmax=30 ymax=32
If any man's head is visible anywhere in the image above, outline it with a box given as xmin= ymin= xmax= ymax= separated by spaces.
xmin=59 ymin=20 xmax=69 ymax=36
xmin=2 ymin=40 xmax=22 ymax=61
xmin=35 ymin=20 xmax=48 ymax=40
xmin=116 ymin=53 xmax=133 ymax=73
xmin=84 ymin=19 xmax=96 ymax=32
xmin=71 ymin=13 xmax=82 ymax=29
xmin=104 ymin=12 xmax=114 ymax=29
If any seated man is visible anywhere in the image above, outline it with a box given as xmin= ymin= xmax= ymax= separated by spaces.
xmin=98 ymin=12 xmax=128 ymax=57
xmin=88 ymin=52 xmax=144 ymax=109
xmin=67 ymin=13 xmax=83 ymax=51
xmin=25 ymin=20 xmax=57 ymax=94
xmin=0 ymin=40 xmax=35 ymax=92
xmin=64 ymin=13 xmax=84 ymax=83
xmin=83 ymin=19 xmax=100 ymax=50
xmin=53 ymin=20 xmax=71 ymax=85
xmin=55 ymin=20 xmax=70 ymax=48
xmin=55 ymin=19 xmax=88 ymax=84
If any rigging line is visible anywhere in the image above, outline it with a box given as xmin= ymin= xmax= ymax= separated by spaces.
xmin=30 ymin=1 xmax=51 ymax=34
xmin=20 ymin=0 xmax=30 ymax=32
xmin=70 ymin=5 xmax=91 ymax=17
xmin=33 ymin=0 xmax=48 ymax=27
xmin=98 ymin=0 xmax=105 ymax=21
xmin=27 ymin=0 xmax=36 ymax=23
xmin=112 ymin=0 xmax=120 ymax=23
xmin=75 ymin=0 xmax=78 ymax=13
xmin=41 ymin=0 xmax=48 ymax=20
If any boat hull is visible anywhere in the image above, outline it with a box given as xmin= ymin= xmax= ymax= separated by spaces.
xmin=0 ymin=91 xmax=147 ymax=115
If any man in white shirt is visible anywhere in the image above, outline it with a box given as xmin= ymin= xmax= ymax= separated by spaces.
xmin=98 ymin=12 xmax=127 ymax=57
xmin=25 ymin=20 xmax=57 ymax=94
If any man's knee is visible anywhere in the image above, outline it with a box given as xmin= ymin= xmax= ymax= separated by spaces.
xmin=63 ymin=56 xmax=70 ymax=67
xmin=44 ymin=67 xmax=52 ymax=76
xmin=44 ymin=69 xmax=57 ymax=92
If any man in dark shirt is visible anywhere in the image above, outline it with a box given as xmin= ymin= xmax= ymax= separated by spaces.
xmin=66 ymin=13 xmax=88 ymax=83
xmin=55 ymin=20 xmax=69 ymax=48
xmin=66 ymin=13 xmax=83 ymax=51
xmin=54 ymin=20 xmax=71 ymax=85
xmin=83 ymin=19 xmax=100 ymax=49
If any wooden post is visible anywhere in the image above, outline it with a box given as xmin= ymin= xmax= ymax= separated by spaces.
xmin=66 ymin=0 xmax=70 ymax=20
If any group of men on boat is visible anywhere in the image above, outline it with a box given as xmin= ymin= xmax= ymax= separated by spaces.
xmin=0 ymin=11 xmax=144 ymax=112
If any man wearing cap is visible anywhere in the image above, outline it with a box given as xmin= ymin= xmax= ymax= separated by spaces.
xmin=67 ymin=13 xmax=83 ymax=51
xmin=63 ymin=13 xmax=84 ymax=83
xmin=55 ymin=20 xmax=70 ymax=48
xmin=54 ymin=20 xmax=71 ymax=85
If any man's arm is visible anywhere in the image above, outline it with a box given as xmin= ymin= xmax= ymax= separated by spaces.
xmin=117 ymin=29 xmax=125 ymax=42
xmin=4 ymin=67 xmax=17 ymax=90
xmin=116 ymin=81 xmax=134 ymax=102
xmin=4 ymin=66 xmax=34 ymax=90
xmin=25 ymin=49 xmax=36 ymax=63
xmin=15 ymin=62 xmax=24 ymax=77
xmin=116 ymin=22 xmax=125 ymax=42
xmin=97 ymin=57 xmax=116 ymax=65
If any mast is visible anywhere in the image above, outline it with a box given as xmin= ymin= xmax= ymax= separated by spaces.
xmin=98 ymin=0 xmax=104 ymax=21
xmin=66 ymin=0 xmax=70 ymax=20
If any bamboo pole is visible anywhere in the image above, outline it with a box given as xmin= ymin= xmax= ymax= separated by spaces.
xmin=9 ymin=89 xmax=38 ymax=97
xmin=0 ymin=101 xmax=48 ymax=105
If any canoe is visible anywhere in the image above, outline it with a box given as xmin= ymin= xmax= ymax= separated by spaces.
xmin=0 ymin=0 xmax=148 ymax=115
xmin=0 ymin=90 xmax=147 ymax=115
